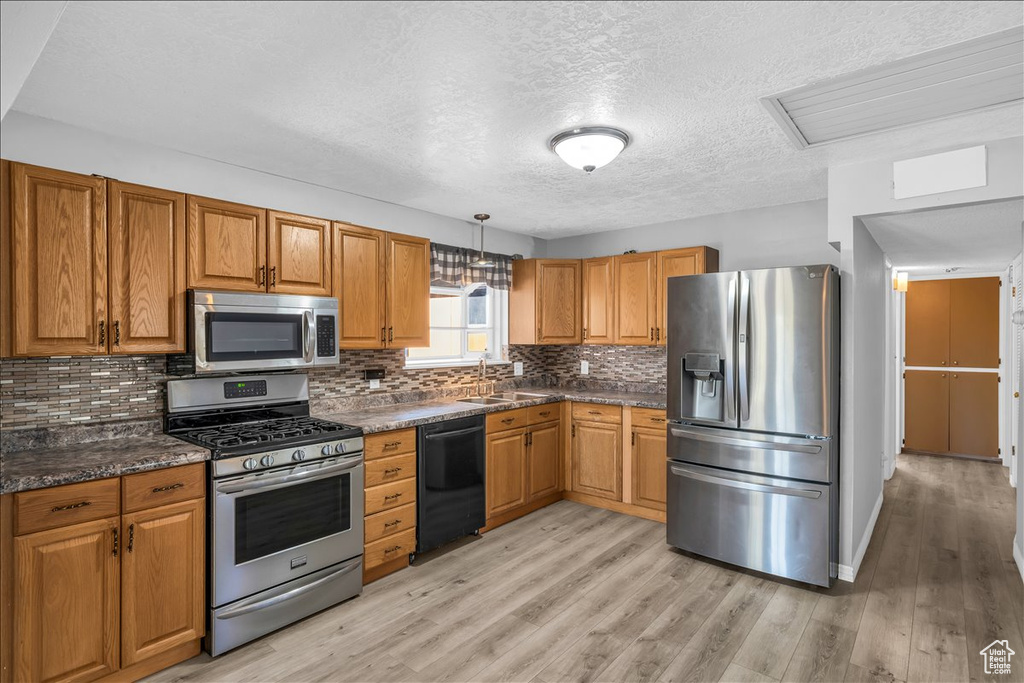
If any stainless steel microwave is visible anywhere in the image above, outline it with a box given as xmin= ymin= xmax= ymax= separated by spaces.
xmin=190 ymin=290 xmax=339 ymax=373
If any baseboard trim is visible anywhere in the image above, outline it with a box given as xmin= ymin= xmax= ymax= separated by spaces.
xmin=561 ymin=491 xmax=666 ymax=523
xmin=1014 ymin=535 xmax=1024 ymax=584
xmin=838 ymin=490 xmax=884 ymax=583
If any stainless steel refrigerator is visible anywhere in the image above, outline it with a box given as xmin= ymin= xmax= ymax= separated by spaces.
xmin=666 ymin=264 xmax=840 ymax=587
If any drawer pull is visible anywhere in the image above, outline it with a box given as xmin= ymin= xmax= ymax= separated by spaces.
xmin=383 ymin=441 xmax=402 ymax=450
xmin=152 ymin=482 xmax=185 ymax=493
xmin=384 ymin=493 xmax=403 ymax=501
xmin=588 ymin=410 xmax=602 ymax=415
xmin=384 ymin=519 xmax=401 ymax=528
xmin=538 ymin=411 xmax=551 ymax=417
xmin=384 ymin=467 xmax=402 ymax=475
xmin=384 ymin=545 xmax=402 ymax=554
xmin=501 ymin=418 xmax=515 ymax=424
xmin=651 ymin=417 xmax=666 ymax=423
xmin=51 ymin=501 xmax=92 ymax=513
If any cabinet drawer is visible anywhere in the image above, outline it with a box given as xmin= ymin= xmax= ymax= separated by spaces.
xmin=364 ymin=502 xmax=416 ymax=543
xmin=528 ymin=404 xmax=559 ymax=425
xmin=572 ymin=403 xmax=621 ymax=424
xmin=364 ymin=528 xmax=416 ymax=570
xmin=365 ymin=478 xmax=417 ymax=515
xmin=15 ymin=478 xmax=120 ymax=536
xmin=632 ymin=407 xmax=668 ymax=430
xmin=487 ymin=408 xmax=528 ymax=433
xmin=364 ymin=452 xmax=416 ymax=488
xmin=122 ymin=462 xmax=206 ymax=513
xmin=365 ymin=428 xmax=416 ymax=460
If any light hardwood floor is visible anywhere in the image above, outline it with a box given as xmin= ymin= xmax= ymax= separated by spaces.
xmin=150 ymin=454 xmax=1022 ymax=683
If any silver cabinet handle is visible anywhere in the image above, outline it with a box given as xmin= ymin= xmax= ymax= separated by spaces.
xmin=216 ymin=558 xmax=361 ymax=620
xmin=670 ymin=465 xmax=821 ymax=499
xmin=669 ymin=425 xmax=822 ymax=454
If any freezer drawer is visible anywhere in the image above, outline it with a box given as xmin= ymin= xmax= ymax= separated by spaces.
xmin=666 ymin=462 xmax=835 ymax=587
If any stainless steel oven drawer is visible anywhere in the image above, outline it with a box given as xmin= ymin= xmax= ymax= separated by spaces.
xmin=666 ymin=461 xmax=835 ymax=587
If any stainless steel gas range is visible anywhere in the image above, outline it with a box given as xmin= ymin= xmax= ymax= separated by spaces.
xmin=165 ymin=374 xmax=364 ymax=656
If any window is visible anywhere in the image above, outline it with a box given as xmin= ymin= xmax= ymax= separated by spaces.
xmin=405 ymin=283 xmax=508 ymax=367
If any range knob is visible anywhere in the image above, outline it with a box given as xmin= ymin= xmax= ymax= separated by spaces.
xmin=242 ymin=458 xmax=258 ymax=471
xmin=335 ymin=442 xmax=346 ymax=454
xmin=292 ymin=449 xmax=306 ymax=462
xmin=260 ymin=455 xmax=274 ymax=467
xmin=321 ymin=445 xmax=333 ymax=456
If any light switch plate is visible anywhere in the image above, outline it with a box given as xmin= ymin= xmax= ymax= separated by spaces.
xmin=580 ymin=360 xmax=590 ymax=375
xmin=369 ymin=379 xmax=381 ymax=390
xmin=513 ymin=362 xmax=523 ymax=376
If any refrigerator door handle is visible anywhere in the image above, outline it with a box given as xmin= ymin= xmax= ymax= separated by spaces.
xmin=669 ymin=425 xmax=823 ymax=454
xmin=738 ymin=274 xmax=750 ymax=422
xmin=669 ymin=464 xmax=822 ymax=499
xmin=725 ymin=277 xmax=736 ymax=421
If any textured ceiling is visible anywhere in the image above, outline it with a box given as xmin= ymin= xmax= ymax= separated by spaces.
xmin=863 ymin=199 xmax=1023 ymax=273
xmin=11 ymin=1 xmax=1024 ymax=237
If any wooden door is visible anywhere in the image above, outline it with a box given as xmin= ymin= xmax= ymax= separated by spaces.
xmin=632 ymin=428 xmax=667 ymax=511
xmin=486 ymin=428 xmax=527 ymax=517
xmin=108 ymin=181 xmax=186 ymax=354
xmin=385 ymin=233 xmax=430 ymax=348
xmin=11 ymin=163 xmax=107 ymax=356
xmin=614 ymin=253 xmax=657 ymax=345
xmin=186 ymin=196 xmax=266 ymax=292
xmin=905 ymin=279 xmax=950 ymax=367
xmin=537 ymin=260 xmax=582 ymax=344
xmin=267 ymin=210 xmax=332 ymax=296
xmin=14 ymin=517 xmax=120 ymax=683
xmin=656 ymin=247 xmax=716 ymax=346
xmin=950 ymin=372 xmax=999 ymax=457
xmin=121 ymin=498 xmax=204 ymax=666
xmin=582 ymin=257 xmax=614 ymax=344
xmin=571 ymin=420 xmax=622 ymax=500
xmin=1 ymin=159 xmax=11 ymax=357
xmin=904 ymin=370 xmax=949 ymax=454
xmin=527 ymin=422 xmax=560 ymax=500
xmin=949 ymin=277 xmax=999 ymax=369
xmin=333 ymin=223 xmax=386 ymax=349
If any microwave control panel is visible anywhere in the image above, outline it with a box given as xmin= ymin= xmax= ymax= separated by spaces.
xmin=316 ymin=315 xmax=337 ymax=357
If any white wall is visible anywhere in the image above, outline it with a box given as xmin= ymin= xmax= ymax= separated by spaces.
xmin=0 ymin=112 xmax=544 ymax=258
xmin=545 ymin=199 xmax=838 ymax=269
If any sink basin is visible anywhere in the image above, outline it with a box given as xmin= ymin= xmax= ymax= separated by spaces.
xmin=490 ymin=392 xmax=549 ymax=401
xmin=457 ymin=396 xmax=514 ymax=405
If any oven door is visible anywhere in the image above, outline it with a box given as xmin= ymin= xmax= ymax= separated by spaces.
xmin=194 ymin=302 xmax=315 ymax=373
xmin=211 ymin=455 xmax=364 ymax=607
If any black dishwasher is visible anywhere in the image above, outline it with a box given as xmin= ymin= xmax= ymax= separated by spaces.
xmin=417 ymin=415 xmax=486 ymax=554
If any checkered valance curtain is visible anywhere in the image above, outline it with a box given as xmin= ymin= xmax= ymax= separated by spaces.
xmin=430 ymin=243 xmax=513 ymax=290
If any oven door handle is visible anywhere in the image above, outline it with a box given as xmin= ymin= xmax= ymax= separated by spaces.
xmin=303 ymin=310 xmax=315 ymax=363
xmin=215 ymin=557 xmax=362 ymax=620
xmin=215 ymin=457 xmax=362 ymax=495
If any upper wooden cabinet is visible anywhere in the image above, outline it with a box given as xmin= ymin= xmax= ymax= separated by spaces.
xmin=10 ymin=163 xmax=108 ymax=357
xmin=614 ymin=252 xmax=657 ymax=345
xmin=386 ymin=233 xmax=430 ymax=348
xmin=656 ymin=246 xmax=718 ymax=346
xmin=510 ymin=259 xmax=582 ymax=345
xmin=108 ymin=181 xmax=187 ymax=354
xmin=906 ymin=277 xmax=999 ymax=368
xmin=187 ymin=196 xmax=266 ymax=292
xmin=582 ymin=257 xmax=614 ymax=344
xmin=267 ymin=211 xmax=332 ymax=296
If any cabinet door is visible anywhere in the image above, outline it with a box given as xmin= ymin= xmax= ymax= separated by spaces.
xmin=268 ymin=210 xmax=332 ymax=296
xmin=656 ymin=247 xmax=713 ymax=346
xmin=904 ymin=370 xmax=949 ymax=453
xmin=571 ymin=420 xmax=622 ymax=501
xmin=334 ymin=223 xmax=386 ymax=349
xmin=537 ymin=260 xmax=582 ymax=344
xmin=11 ymin=163 xmax=107 ymax=356
xmin=121 ymin=498 xmax=204 ymax=666
xmin=385 ymin=233 xmax=430 ymax=348
xmin=527 ymin=422 xmax=560 ymax=501
xmin=950 ymin=372 xmax=999 ymax=457
xmin=582 ymin=257 xmax=614 ymax=344
xmin=614 ymin=252 xmax=657 ymax=345
xmin=632 ymin=428 xmax=667 ymax=511
xmin=187 ymin=196 xmax=266 ymax=292
xmin=949 ymin=277 xmax=999 ymax=369
xmin=14 ymin=517 xmax=120 ymax=683
xmin=108 ymin=181 xmax=186 ymax=354
xmin=486 ymin=428 xmax=527 ymax=517
xmin=905 ymin=279 xmax=950 ymax=367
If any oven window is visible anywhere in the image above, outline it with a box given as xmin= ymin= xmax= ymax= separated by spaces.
xmin=206 ymin=312 xmax=304 ymax=361
xmin=234 ymin=473 xmax=351 ymax=564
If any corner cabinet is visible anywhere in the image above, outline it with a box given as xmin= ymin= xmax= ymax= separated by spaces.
xmin=510 ymin=259 xmax=582 ymax=345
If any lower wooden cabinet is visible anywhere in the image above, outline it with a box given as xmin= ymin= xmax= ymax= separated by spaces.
xmin=571 ymin=420 xmax=622 ymax=501
xmin=527 ymin=422 xmax=560 ymax=501
xmin=363 ymin=429 xmax=417 ymax=583
xmin=904 ymin=370 xmax=999 ymax=458
xmin=632 ymin=427 xmax=667 ymax=511
xmin=904 ymin=370 xmax=950 ymax=454
xmin=486 ymin=428 xmax=528 ymax=517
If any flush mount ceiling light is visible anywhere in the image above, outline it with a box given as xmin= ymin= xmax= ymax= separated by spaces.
xmin=550 ymin=126 xmax=630 ymax=173
xmin=471 ymin=213 xmax=494 ymax=268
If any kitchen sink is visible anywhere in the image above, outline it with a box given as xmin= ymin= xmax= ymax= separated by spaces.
xmin=457 ymin=396 xmax=514 ymax=405
xmin=490 ymin=392 xmax=549 ymax=401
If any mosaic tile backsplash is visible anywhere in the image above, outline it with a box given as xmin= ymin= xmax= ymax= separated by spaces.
xmin=0 ymin=345 xmax=667 ymax=432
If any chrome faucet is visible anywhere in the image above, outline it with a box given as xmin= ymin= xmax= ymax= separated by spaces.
xmin=477 ymin=357 xmax=490 ymax=396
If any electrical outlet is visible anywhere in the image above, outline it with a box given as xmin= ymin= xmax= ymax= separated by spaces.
xmin=580 ymin=360 xmax=590 ymax=375
xmin=513 ymin=361 xmax=523 ymax=376
xmin=369 ymin=379 xmax=381 ymax=390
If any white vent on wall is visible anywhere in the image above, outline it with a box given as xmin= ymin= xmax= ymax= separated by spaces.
xmin=762 ymin=26 xmax=1024 ymax=148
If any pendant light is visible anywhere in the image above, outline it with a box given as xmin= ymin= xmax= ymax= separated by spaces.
xmin=550 ymin=126 xmax=630 ymax=173
xmin=472 ymin=213 xmax=494 ymax=268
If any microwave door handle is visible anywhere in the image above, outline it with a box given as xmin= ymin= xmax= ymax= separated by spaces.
xmin=215 ymin=557 xmax=362 ymax=620
xmin=725 ymin=277 xmax=736 ymax=421
xmin=215 ymin=457 xmax=362 ymax=495
xmin=738 ymin=274 xmax=750 ymax=422
xmin=303 ymin=310 xmax=315 ymax=362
